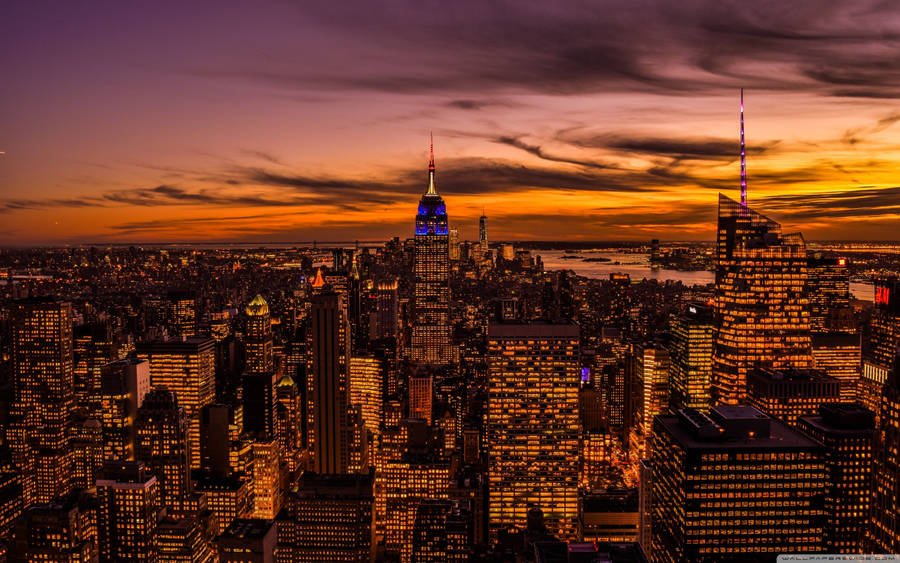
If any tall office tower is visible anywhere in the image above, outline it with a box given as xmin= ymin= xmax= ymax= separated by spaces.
xmin=216 ymin=519 xmax=275 ymax=563
xmin=747 ymin=368 xmax=841 ymax=426
xmin=668 ymin=304 xmax=714 ymax=410
xmin=158 ymin=513 xmax=216 ymax=563
xmin=250 ymin=438 xmax=281 ymax=519
xmin=712 ymin=195 xmax=812 ymax=405
xmin=411 ymin=138 xmax=452 ymax=365
xmin=71 ymin=418 xmax=104 ymax=489
xmin=275 ymin=375 xmax=303 ymax=474
xmin=0 ymin=449 xmax=24 ymax=543
xmin=306 ymin=291 xmax=351 ymax=474
xmin=193 ymin=472 xmax=251 ymax=535
xmin=7 ymin=298 xmax=75 ymax=506
xmin=626 ymin=343 xmax=669 ymax=467
xmin=99 ymin=358 xmax=151 ymax=460
xmin=274 ymin=472 xmax=374 ymax=562
xmin=135 ymin=388 xmax=190 ymax=510
xmin=168 ymin=289 xmax=198 ymax=337
xmin=11 ymin=493 xmax=97 ymax=562
xmin=242 ymin=296 xmax=277 ymax=437
xmin=650 ymin=406 xmax=826 ymax=560
xmin=448 ymin=228 xmax=460 ymax=261
xmin=411 ymin=499 xmax=464 ymax=562
xmin=372 ymin=280 xmax=399 ymax=341
xmin=349 ymin=355 xmax=383 ymax=435
xmin=798 ymin=403 xmax=875 ymax=553
xmin=96 ymin=461 xmax=160 ymax=563
xmin=244 ymin=294 xmax=275 ymax=374
xmin=866 ymin=354 xmax=900 ymax=553
xmin=409 ymin=372 xmax=433 ymax=423
xmin=382 ymin=453 xmax=451 ymax=563
xmin=200 ymin=403 xmax=243 ymax=477
xmin=73 ymin=320 xmax=115 ymax=406
xmin=807 ymin=255 xmax=853 ymax=333
xmin=487 ymin=323 xmax=580 ymax=541
xmin=812 ymin=332 xmax=862 ymax=402
xmin=860 ymin=278 xmax=900 ymax=416
xmin=136 ymin=337 xmax=216 ymax=469
xmin=243 ymin=371 xmax=277 ymax=438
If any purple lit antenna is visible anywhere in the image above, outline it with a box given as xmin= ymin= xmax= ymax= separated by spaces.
xmin=740 ymin=88 xmax=747 ymax=207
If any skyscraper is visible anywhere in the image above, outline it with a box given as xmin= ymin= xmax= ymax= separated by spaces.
xmin=136 ymin=337 xmax=216 ymax=469
xmin=135 ymin=387 xmax=191 ymax=510
xmin=349 ymin=355 xmax=383 ymax=435
xmin=99 ymin=358 xmax=151 ymax=461
xmin=409 ymin=371 xmax=433 ymax=424
xmin=168 ymin=289 xmax=198 ymax=338
xmin=411 ymin=137 xmax=452 ymax=365
xmin=487 ymin=323 xmax=580 ymax=541
xmin=307 ymin=291 xmax=351 ymax=474
xmin=712 ymin=92 xmax=812 ymax=405
xmin=712 ymin=195 xmax=812 ymax=405
xmin=7 ymin=298 xmax=75 ymax=506
xmin=860 ymin=278 xmax=900 ymax=416
xmin=650 ymin=406 xmax=826 ymax=560
xmin=807 ymin=254 xmax=853 ymax=333
xmin=798 ymin=403 xmax=875 ymax=553
xmin=866 ymin=353 xmax=900 ymax=553
xmin=96 ymin=460 xmax=160 ymax=562
xmin=747 ymin=367 xmax=841 ymax=426
xmin=668 ymin=304 xmax=714 ymax=410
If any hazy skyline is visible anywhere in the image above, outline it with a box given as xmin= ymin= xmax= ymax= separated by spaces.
xmin=3 ymin=1 xmax=900 ymax=244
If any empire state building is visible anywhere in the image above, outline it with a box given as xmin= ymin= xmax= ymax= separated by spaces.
xmin=410 ymin=137 xmax=452 ymax=365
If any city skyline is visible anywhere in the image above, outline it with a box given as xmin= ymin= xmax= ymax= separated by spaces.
xmin=4 ymin=2 xmax=900 ymax=244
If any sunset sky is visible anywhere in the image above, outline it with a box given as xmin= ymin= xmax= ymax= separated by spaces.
xmin=3 ymin=1 xmax=900 ymax=244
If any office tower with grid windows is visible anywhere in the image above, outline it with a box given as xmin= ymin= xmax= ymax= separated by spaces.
xmin=349 ymin=355 xmax=383 ymax=435
xmin=807 ymin=254 xmax=854 ymax=333
xmin=712 ymin=194 xmax=812 ymax=405
xmin=243 ymin=294 xmax=277 ymax=438
xmin=6 ymin=298 xmax=75 ymax=506
xmin=812 ymin=332 xmax=861 ymax=402
xmin=307 ymin=291 xmax=352 ymax=474
xmin=798 ymin=403 xmax=874 ymax=553
xmin=168 ymin=289 xmax=198 ymax=338
xmin=866 ymin=353 xmax=900 ymax=553
xmin=135 ymin=387 xmax=191 ymax=510
xmin=136 ymin=337 xmax=216 ymax=470
xmin=96 ymin=460 xmax=160 ymax=563
xmin=650 ymin=406 xmax=826 ymax=561
xmin=747 ymin=367 xmax=841 ymax=426
xmin=668 ymin=304 xmax=714 ymax=411
xmin=486 ymin=323 xmax=580 ymax=542
xmin=99 ymin=358 xmax=151 ymax=461
xmin=274 ymin=472 xmax=374 ymax=562
xmin=860 ymin=278 xmax=900 ymax=417
xmin=411 ymin=138 xmax=452 ymax=365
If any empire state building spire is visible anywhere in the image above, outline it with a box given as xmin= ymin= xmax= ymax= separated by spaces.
xmin=427 ymin=132 xmax=436 ymax=195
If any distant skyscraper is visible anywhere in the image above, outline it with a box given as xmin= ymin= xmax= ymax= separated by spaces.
xmin=250 ymin=438 xmax=282 ymax=520
xmin=244 ymin=294 xmax=275 ymax=374
xmin=479 ymin=212 xmax=487 ymax=246
xmin=307 ymin=291 xmax=351 ymax=474
xmin=372 ymin=279 xmax=399 ymax=341
xmin=411 ymin=137 xmax=452 ymax=365
xmin=712 ymin=194 xmax=812 ymax=405
xmin=807 ymin=254 xmax=853 ymax=333
xmin=135 ymin=387 xmax=191 ymax=510
xmin=668 ymin=304 xmax=713 ymax=410
xmin=168 ymin=289 xmax=198 ymax=338
xmin=798 ymin=403 xmax=875 ymax=553
xmin=7 ymin=298 xmax=75 ymax=505
xmin=243 ymin=294 xmax=277 ymax=438
xmin=349 ymin=355 xmax=383 ymax=435
xmin=96 ymin=460 xmax=160 ymax=562
xmin=409 ymin=372 xmax=433 ymax=424
xmin=650 ymin=406 xmax=826 ymax=560
xmin=626 ymin=343 xmax=669 ymax=469
xmin=812 ymin=332 xmax=862 ymax=402
xmin=136 ymin=337 xmax=216 ymax=470
xmin=487 ymin=323 xmax=580 ymax=541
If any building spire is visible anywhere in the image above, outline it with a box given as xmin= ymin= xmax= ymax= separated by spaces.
xmin=740 ymin=88 xmax=747 ymax=207
xmin=427 ymin=132 xmax=437 ymax=195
